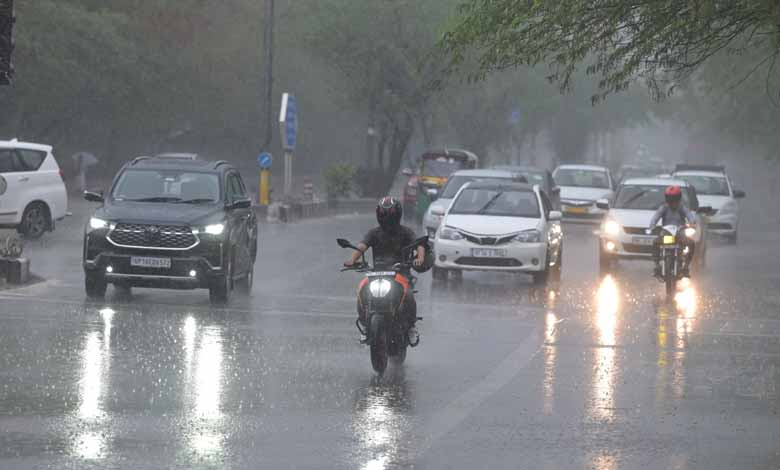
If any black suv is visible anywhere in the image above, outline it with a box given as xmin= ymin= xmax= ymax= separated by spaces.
xmin=82 ymin=155 xmax=257 ymax=303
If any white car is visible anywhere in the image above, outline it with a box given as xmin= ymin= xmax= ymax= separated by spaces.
xmin=672 ymin=165 xmax=744 ymax=243
xmin=433 ymin=180 xmax=563 ymax=284
xmin=553 ymin=164 xmax=615 ymax=222
xmin=597 ymin=178 xmax=709 ymax=270
xmin=423 ymin=169 xmax=518 ymax=239
xmin=0 ymin=139 xmax=68 ymax=239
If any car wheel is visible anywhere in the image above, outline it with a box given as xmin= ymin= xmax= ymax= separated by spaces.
xmin=85 ymin=272 xmax=107 ymax=299
xmin=551 ymin=245 xmax=563 ymax=281
xmin=236 ymin=265 xmax=254 ymax=294
xmin=209 ymin=257 xmax=232 ymax=304
xmin=533 ymin=250 xmax=553 ymax=285
xmin=19 ymin=202 xmax=49 ymax=240
xmin=432 ymin=266 xmax=448 ymax=282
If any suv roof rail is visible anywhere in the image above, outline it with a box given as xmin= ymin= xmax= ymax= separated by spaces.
xmin=131 ymin=156 xmax=153 ymax=165
xmin=212 ymin=160 xmax=230 ymax=169
xmin=154 ymin=153 xmax=199 ymax=160
xmin=674 ymin=163 xmax=725 ymax=174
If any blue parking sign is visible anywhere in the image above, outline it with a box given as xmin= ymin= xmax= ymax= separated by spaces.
xmin=257 ymin=152 xmax=273 ymax=169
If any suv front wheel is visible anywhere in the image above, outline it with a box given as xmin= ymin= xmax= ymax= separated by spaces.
xmin=209 ymin=257 xmax=232 ymax=304
xmin=85 ymin=272 xmax=107 ymax=299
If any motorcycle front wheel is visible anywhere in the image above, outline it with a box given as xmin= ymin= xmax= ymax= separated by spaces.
xmin=369 ymin=315 xmax=388 ymax=375
xmin=664 ymin=256 xmax=676 ymax=297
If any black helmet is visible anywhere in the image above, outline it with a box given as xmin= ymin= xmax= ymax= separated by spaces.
xmin=376 ymin=196 xmax=402 ymax=230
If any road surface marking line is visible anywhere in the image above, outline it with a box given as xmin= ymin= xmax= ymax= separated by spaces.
xmin=414 ymin=325 xmax=542 ymax=459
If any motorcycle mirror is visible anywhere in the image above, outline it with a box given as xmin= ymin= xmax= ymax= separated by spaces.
xmin=336 ymin=238 xmax=355 ymax=249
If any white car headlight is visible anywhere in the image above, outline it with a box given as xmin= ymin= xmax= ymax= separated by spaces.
xmin=514 ymin=229 xmax=541 ymax=243
xmin=89 ymin=217 xmax=109 ymax=230
xmin=684 ymin=227 xmax=697 ymax=239
xmin=439 ymin=227 xmax=463 ymax=240
xmin=603 ymin=220 xmax=620 ymax=236
xmin=369 ymin=279 xmax=392 ymax=297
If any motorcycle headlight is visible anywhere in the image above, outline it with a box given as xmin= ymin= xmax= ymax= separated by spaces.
xmin=684 ymin=227 xmax=696 ymax=239
xmin=514 ymin=229 xmax=541 ymax=243
xmin=88 ymin=217 xmax=111 ymax=232
xmin=369 ymin=279 xmax=392 ymax=297
xmin=439 ymin=227 xmax=463 ymax=240
xmin=603 ymin=220 xmax=620 ymax=236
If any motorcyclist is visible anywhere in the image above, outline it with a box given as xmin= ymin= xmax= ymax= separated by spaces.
xmin=344 ymin=196 xmax=426 ymax=344
xmin=648 ymin=185 xmax=696 ymax=277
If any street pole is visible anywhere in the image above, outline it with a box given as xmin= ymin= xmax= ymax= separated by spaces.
xmin=261 ymin=0 xmax=274 ymax=150
xmin=284 ymin=150 xmax=293 ymax=197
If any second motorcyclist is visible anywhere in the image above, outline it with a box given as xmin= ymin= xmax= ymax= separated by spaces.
xmin=344 ymin=196 xmax=426 ymax=344
xmin=648 ymin=185 xmax=696 ymax=277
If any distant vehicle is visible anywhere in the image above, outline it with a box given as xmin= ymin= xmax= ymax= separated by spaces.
xmin=616 ymin=164 xmax=668 ymax=183
xmin=672 ymin=164 xmax=745 ymax=243
xmin=0 ymin=139 xmax=68 ymax=239
xmin=552 ymin=164 xmax=615 ymax=222
xmin=432 ymin=180 xmax=563 ymax=285
xmin=492 ymin=165 xmax=561 ymax=210
xmin=402 ymin=148 xmax=479 ymax=222
xmin=423 ymin=169 xmax=518 ymax=239
xmin=597 ymin=178 xmax=710 ymax=271
xmin=82 ymin=155 xmax=257 ymax=303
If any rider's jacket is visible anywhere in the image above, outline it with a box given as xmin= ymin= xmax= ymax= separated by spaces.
xmin=649 ymin=203 xmax=695 ymax=228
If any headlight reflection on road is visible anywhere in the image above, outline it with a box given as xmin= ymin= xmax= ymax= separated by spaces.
xmin=543 ymin=312 xmax=558 ymax=415
xmin=354 ymin=387 xmax=408 ymax=470
xmin=590 ymin=275 xmax=620 ymax=421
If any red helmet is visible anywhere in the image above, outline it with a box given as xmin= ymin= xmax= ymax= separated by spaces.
xmin=376 ymin=196 xmax=402 ymax=230
xmin=665 ymin=185 xmax=682 ymax=204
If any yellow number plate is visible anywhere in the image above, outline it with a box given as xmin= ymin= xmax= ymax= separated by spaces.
xmin=662 ymin=235 xmax=675 ymax=244
xmin=565 ymin=206 xmax=588 ymax=214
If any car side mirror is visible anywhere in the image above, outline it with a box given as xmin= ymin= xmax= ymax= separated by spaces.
xmin=426 ymin=188 xmax=438 ymax=201
xmin=84 ymin=190 xmax=104 ymax=203
xmin=696 ymin=206 xmax=715 ymax=216
xmin=595 ymin=198 xmax=610 ymax=210
xmin=431 ymin=206 xmax=445 ymax=217
xmin=551 ymin=186 xmax=561 ymax=195
xmin=548 ymin=210 xmax=562 ymax=221
xmin=229 ymin=198 xmax=252 ymax=210
xmin=733 ymin=189 xmax=746 ymax=199
xmin=401 ymin=168 xmax=414 ymax=177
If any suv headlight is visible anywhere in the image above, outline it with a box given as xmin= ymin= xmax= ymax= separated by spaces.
xmin=369 ymin=279 xmax=392 ymax=297
xmin=514 ymin=229 xmax=541 ymax=243
xmin=192 ymin=223 xmax=225 ymax=236
xmin=439 ymin=227 xmax=463 ymax=240
xmin=603 ymin=220 xmax=620 ymax=236
xmin=88 ymin=217 xmax=111 ymax=232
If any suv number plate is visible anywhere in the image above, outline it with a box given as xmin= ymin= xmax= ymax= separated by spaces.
xmin=130 ymin=256 xmax=171 ymax=269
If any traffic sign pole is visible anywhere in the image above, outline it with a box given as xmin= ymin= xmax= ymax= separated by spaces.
xmin=283 ymin=150 xmax=293 ymax=197
xmin=259 ymin=169 xmax=270 ymax=205
xmin=279 ymin=92 xmax=297 ymax=198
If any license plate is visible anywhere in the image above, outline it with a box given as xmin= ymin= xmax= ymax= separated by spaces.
xmin=565 ymin=206 xmax=588 ymax=214
xmin=471 ymin=248 xmax=506 ymax=258
xmin=130 ymin=256 xmax=171 ymax=269
xmin=366 ymin=271 xmax=396 ymax=277
xmin=631 ymin=237 xmax=654 ymax=246
xmin=662 ymin=235 xmax=675 ymax=245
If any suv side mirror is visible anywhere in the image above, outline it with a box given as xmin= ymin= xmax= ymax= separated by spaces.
xmin=551 ymin=186 xmax=561 ymax=195
xmin=229 ymin=198 xmax=252 ymax=210
xmin=596 ymin=198 xmax=610 ymax=210
xmin=84 ymin=190 xmax=104 ymax=203
xmin=430 ymin=206 xmax=445 ymax=217
xmin=733 ymin=189 xmax=746 ymax=199
xmin=548 ymin=210 xmax=562 ymax=221
xmin=401 ymin=168 xmax=414 ymax=177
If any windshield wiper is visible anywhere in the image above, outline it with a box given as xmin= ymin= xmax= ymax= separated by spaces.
xmin=128 ymin=196 xmax=182 ymax=202
xmin=175 ymin=198 xmax=216 ymax=204
xmin=619 ymin=190 xmax=647 ymax=208
xmin=477 ymin=192 xmax=504 ymax=214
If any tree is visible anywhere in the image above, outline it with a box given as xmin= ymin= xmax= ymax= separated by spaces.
xmin=442 ymin=1 xmax=780 ymax=102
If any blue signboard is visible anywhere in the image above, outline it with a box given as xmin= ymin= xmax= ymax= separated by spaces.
xmin=257 ymin=152 xmax=273 ymax=169
xmin=280 ymin=93 xmax=298 ymax=151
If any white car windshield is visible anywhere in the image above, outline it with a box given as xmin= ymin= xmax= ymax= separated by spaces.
xmin=440 ymin=176 xmax=509 ymax=198
xmin=450 ymin=188 xmax=540 ymax=218
xmin=614 ymin=184 xmax=692 ymax=210
xmin=554 ymin=169 xmax=610 ymax=188
xmin=675 ymin=174 xmax=730 ymax=196
xmin=112 ymin=169 xmax=221 ymax=202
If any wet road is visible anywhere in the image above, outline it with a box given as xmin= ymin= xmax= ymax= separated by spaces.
xmin=1 ymin=201 xmax=779 ymax=469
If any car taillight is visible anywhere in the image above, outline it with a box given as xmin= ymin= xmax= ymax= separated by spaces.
xmin=58 ymin=169 xmax=65 ymax=180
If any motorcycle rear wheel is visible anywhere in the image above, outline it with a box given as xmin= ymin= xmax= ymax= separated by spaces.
xmin=369 ymin=315 xmax=388 ymax=375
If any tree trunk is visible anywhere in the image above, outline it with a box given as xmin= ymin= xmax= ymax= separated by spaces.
xmin=381 ymin=112 xmax=414 ymax=195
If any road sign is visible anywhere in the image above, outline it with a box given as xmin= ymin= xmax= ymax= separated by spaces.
xmin=279 ymin=93 xmax=297 ymax=151
xmin=257 ymin=152 xmax=273 ymax=169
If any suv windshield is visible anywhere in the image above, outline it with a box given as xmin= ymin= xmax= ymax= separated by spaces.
xmin=554 ymin=169 xmax=610 ymax=188
xmin=450 ymin=188 xmax=540 ymax=218
xmin=614 ymin=184 xmax=692 ymax=210
xmin=112 ymin=169 xmax=221 ymax=202
xmin=440 ymin=175 xmax=510 ymax=198
xmin=675 ymin=174 xmax=730 ymax=196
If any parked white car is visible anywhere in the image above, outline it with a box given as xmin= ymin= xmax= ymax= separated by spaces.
xmin=597 ymin=178 xmax=710 ymax=270
xmin=423 ymin=169 xmax=518 ymax=239
xmin=672 ymin=165 xmax=744 ymax=243
xmin=553 ymin=164 xmax=615 ymax=222
xmin=432 ymin=180 xmax=563 ymax=285
xmin=0 ymin=139 xmax=68 ymax=239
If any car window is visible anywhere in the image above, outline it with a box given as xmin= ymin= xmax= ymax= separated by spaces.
xmin=613 ymin=184 xmax=692 ymax=210
xmin=450 ymin=188 xmax=541 ymax=218
xmin=0 ymin=149 xmax=23 ymax=173
xmin=226 ymin=174 xmax=246 ymax=201
xmin=553 ymin=168 xmax=610 ymax=188
xmin=112 ymin=169 xmax=220 ymax=202
xmin=539 ymin=191 xmax=552 ymax=217
xmin=16 ymin=150 xmax=46 ymax=171
xmin=441 ymin=175 xmax=509 ymax=198
xmin=675 ymin=174 xmax=730 ymax=196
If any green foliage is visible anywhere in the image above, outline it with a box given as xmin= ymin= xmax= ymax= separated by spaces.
xmin=324 ymin=162 xmax=357 ymax=199
xmin=442 ymin=0 xmax=780 ymax=103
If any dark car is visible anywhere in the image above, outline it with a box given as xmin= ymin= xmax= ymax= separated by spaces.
xmin=82 ymin=155 xmax=257 ymax=304
xmin=492 ymin=165 xmax=561 ymax=209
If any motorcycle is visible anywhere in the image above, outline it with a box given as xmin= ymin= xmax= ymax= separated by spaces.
xmin=648 ymin=224 xmax=696 ymax=297
xmin=337 ymin=236 xmax=429 ymax=375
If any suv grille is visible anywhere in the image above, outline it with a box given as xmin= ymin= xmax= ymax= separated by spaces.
xmin=108 ymin=223 xmax=198 ymax=250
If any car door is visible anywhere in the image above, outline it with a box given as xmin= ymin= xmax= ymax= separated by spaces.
xmin=0 ymin=148 xmax=26 ymax=225
xmin=225 ymin=172 xmax=251 ymax=275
